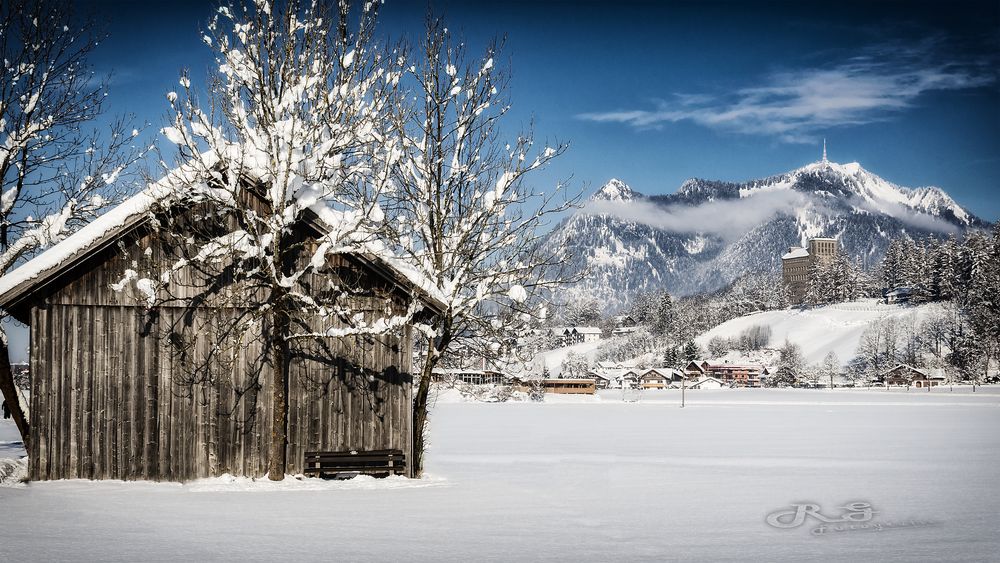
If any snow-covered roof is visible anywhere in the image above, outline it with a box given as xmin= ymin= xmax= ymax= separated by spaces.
xmin=689 ymin=377 xmax=728 ymax=388
xmin=884 ymin=364 xmax=929 ymax=378
xmin=685 ymin=361 xmax=706 ymax=373
xmin=706 ymin=363 xmax=764 ymax=370
xmin=574 ymin=326 xmax=602 ymax=334
xmin=782 ymin=247 xmax=809 ymax=260
xmin=0 ymin=173 xmax=178 ymax=310
xmin=641 ymin=367 xmax=684 ymax=378
xmin=597 ymin=360 xmax=634 ymax=369
xmin=0 ymin=165 xmax=447 ymax=315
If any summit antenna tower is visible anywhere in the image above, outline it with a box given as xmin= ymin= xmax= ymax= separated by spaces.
xmin=822 ymin=138 xmax=828 ymax=163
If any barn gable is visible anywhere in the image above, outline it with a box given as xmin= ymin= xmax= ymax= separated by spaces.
xmin=0 ymin=178 xmax=443 ymax=482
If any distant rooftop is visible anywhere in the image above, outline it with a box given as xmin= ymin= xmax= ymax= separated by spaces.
xmin=782 ymin=247 xmax=809 ymax=259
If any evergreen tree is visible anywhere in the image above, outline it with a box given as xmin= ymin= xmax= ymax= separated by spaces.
xmin=881 ymin=239 xmax=904 ymax=290
xmin=964 ymin=225 xmax=1000 ymax=387
xmin=933 ymin=235 xmax=958 ymax=301
xmin=653 ymin=291 xmax=677 ymax=337
xmin=663 ymin=347 xmax=680 ymax=369
xmin=683 ymin=340 xmax=700 ymax=362
xmin=909 ymin=239 xmax=934 ymax=302
xmin=804 ymin=260 xmax=827 ymax=305
xmin=629 ymin=291 xmax=659 ymax=326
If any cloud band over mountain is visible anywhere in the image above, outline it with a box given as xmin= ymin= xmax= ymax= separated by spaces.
xmin=585 ymin=188 xmax=964 ymax=238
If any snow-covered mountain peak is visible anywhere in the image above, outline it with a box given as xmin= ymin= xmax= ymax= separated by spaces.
xmin=542 ymin=158 xmax=985 ymax=311
xmin=794 ymin=159 xmax=863 ymax=177
xmin=592 ymin=178 xmax=641 ymax=201
xmin=907 ymin=186 xmax=970 ymax=224
xmin=741 ymin=160 xmax=975 ymax=225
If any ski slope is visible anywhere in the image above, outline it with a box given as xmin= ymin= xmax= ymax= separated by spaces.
xmin=695 ymin=299 xmax=942 ymax=366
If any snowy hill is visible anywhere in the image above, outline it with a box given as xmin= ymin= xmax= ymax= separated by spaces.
xmin=533 ymin=339 xmax=605 ymax=377
xmin=695 ymin=299 xmax=944 ymax=366
xmin=543 ymin=160 xmax=987 ymax=311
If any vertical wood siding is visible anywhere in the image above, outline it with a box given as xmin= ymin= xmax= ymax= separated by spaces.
xmin=28 ymin=231 xmax=415 ymax=482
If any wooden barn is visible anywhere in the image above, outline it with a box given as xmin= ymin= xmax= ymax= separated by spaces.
xmin=0 ymin=180 xmax=443 ymax=482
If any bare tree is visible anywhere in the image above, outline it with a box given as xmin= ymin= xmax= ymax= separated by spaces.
xmin=386 ymin=17 xmax=575 ymax=475
xmin=122 ymin=0 xmax=411 ymax=480
xmin=821 ymin=351 xmax=840 ymax=389
xmin=0 ymin=0 xmax=145 ymax=448
xmin=857 ymin=317 xmax=902 ymax=387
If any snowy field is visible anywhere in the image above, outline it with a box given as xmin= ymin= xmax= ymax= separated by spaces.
xmin=696 ymin=299 xmax=942 ymax=365
xmin=2 ymin=387 xmax=1000 ymax=562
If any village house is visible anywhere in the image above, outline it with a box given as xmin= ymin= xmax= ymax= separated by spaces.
xmin=684 ymin=360 xmax=709 ymax=381
xmin=638 ymin=368 xmax=686 ymax=389
xmin=611 ymin=326 xmax=638 ymax=337
xmin=542 ymin=378 xmax=596 ymax=394
xmin=597 ymin=360 xmax=635 ymax=371
xmin=884 ymin=287 xmax=915 ymax=304
xmin=688 ymin=377 xmax=728 ymax=390
xmin=617 ymin=368 xmax=643 ymax=389
xmin=590 ymin=364 xmax=634 ymax=389
xmin=431 ymin=368 xmax=509 ymax=386
xmin=563 ymin=326 xmax=603 ymax=345
xmin=883 ymin=364 xmax=947 ymax=388
xmin=705 ymin=363 xmax=764 ymax=388
xmin=0 ymin=177 xmax=444 ymax=482
xmin=588 ymin=371 xmax=613 ymax=390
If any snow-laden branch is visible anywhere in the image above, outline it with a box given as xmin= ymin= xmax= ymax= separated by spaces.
xmin=109 ymin=0 xmax=420 ymax=364
xmin=386 ymin=18 xmax=578 ymax=358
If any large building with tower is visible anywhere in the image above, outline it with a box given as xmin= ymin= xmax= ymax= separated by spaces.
xmin=782 ymin=237 xmax=839 ymax=303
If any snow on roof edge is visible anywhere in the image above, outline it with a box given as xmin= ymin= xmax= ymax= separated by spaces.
xmin=0 ymin=180 xmax=176 ymax=307
xmin=0 ymin=160 xmax=448 ymax=315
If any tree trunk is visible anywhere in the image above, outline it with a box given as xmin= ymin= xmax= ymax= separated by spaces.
xmin=411 ymin=352 xmax=435 ymax=477
xmin=412 ymin=326 xmax=451 ymax=477
xmin=267 ymin=306 xmax=290 ymax=481
xmin=0 ymin=343 xmax=29 ymax=451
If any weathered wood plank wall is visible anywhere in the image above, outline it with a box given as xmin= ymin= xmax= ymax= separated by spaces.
xmin=27 ymin=231 xmax=415 ymax=482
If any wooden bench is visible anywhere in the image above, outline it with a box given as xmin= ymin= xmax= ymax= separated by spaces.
xmin=303 ymin=449 xmax=407 ymax=479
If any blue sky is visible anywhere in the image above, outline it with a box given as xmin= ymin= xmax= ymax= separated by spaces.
xmin=77 ymin=0 xmax=1000 ymax=220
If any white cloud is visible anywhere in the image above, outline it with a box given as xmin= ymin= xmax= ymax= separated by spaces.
xmin=586 ymin=190 xmax=816 ymax=240
xmin=578 ymin=41 xmax=995 ymax=143
xmin=850 ymin=197 xmax=962 ymax=234
xmin=586 ymin=190 xmax=963 ymax=238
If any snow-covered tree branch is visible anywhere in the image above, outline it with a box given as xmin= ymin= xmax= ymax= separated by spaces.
xmin=387 ymin=16 xmax=578 ymax=475
xmin=0 ymin=0 xmax=146 ymax=448
xmin=131 ymin=0 xmax=411 ymax=480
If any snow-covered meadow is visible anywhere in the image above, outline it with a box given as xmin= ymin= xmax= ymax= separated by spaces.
xmin=2 ymin=387 xmax=999 ymax=562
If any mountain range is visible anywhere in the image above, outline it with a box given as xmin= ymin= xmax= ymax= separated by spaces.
xmin=543 ymin=158 xmax=988 ymax=312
